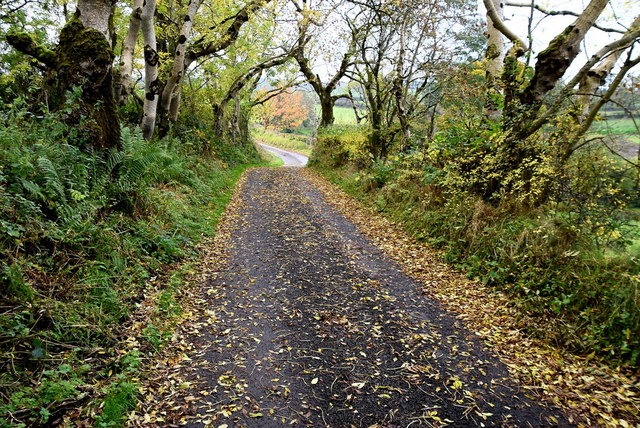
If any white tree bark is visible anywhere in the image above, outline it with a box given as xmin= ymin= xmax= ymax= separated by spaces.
xmin=116 ymin=0 xmax=145 ymax=104
xmin=577 ymin=15 xmax=640 ymax=118
xmin=483 ymin=0 xmax=506 ymax=79
xmin=140 ymin=0 xmax=159 ymax=139
xmin=483 ymin=0 xmax=506 ymax=120
xmin=159 ymin=0 xmax=202 ymax=129
xmin=76 ymin=0 xmax=114 ymax=40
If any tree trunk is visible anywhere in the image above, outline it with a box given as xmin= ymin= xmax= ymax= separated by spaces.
xmin=293 ymin=14 xmax=359 ymax=128
xmin=57 ymin=16 xmax=120 ymax=149
xmin=7 ymin=0 xmax=120 ymax=149
xmin=75 ymin=0 xmax=115 ymax=42
xmin=483 ymin=0 xmax=506 ymax=121
xmin=158 ymin=0 xmax=202 ymax=138
xmin=212 ymin=104 xmax=225 ymax=137
xmin=394 ymin=17 xmax=410 ymax=148
xmin=169 ymin=86 xmax=181 ymax=122
xmin=115 ymin=0 xmax=144 ymax=104
xmin=140 ymin=0 xmax=159 ymax=139
xmin=319 ymin=92 xmax=335 ymax=127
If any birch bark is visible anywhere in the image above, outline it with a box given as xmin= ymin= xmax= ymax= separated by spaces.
xmin=157 ymin=0 xmax=202 ymax=137
xmin=115 ymin=0 xmax=144 ymax=104
xmin=140 ymin=0 xmax=159 ymax=139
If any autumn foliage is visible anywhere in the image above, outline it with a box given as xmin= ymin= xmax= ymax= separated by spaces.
xmin=259 ymin=91 xmax=310 ymax=131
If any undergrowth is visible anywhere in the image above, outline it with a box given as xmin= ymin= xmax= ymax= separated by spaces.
xmin=0 ymin=102 xmax=267 ymax=426
xmin=311 ymin=125 xmax=640 ymax=367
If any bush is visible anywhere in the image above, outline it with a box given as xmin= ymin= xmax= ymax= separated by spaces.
xmin=310 ymin=125 xmax=371 ymax=168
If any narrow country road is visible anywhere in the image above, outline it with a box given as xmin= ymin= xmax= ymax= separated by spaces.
xmin=144 ymin=159 xmax=571 ymax=426
xmin=258 ymin=143 xmax=309 ymax=166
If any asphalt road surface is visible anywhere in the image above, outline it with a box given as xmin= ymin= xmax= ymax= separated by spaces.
xmin=176 ymin=166 xmax=570 ymax=427
xmin=258 ymin=143 xmax=309 ymax=166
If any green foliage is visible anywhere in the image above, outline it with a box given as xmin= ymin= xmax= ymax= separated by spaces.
xmin=95 ymin=349 xmax=140 ymax=427
xmin=310 ymin=125 xmax=371 ymax=169
xmin=95 ymin=382 xmax=137 ymax=427
xmin=0 ymin=102 xmax=266 ymax=425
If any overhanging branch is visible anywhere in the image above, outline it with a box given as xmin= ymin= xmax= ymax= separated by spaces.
xmin=482 ymin=0 xmax=527 ymax=49
xmin=506 ymin=2 xmax=624 ymax=33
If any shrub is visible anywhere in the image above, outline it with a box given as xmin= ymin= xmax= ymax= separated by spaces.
xmin=310 ymin=125 xmax=371 ymax=168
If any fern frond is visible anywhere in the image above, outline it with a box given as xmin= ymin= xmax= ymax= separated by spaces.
xmin=37 ymin=157 xmax=66 ymax=202
xmin=19 ymin=179 xmax=44 ymax=201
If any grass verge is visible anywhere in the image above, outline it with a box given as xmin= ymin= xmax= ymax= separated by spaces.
xmin=251 ymin=127 xmax=313 ymax=157
xmin=0 ymin=110 xmax=278 ymax=426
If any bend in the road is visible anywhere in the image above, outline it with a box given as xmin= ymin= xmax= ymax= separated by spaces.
xmin=258 ymin=142 xmax=309 ymax=167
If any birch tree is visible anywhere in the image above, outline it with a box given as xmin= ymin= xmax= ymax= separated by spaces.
xmin=152 ymin=0 xmax=273 ymax=138
xmin=115 ymin=0 xmax=145 ymax=104
xmin=156 ymin=0 xmax=202 ymax=137
xmin=140 ymin=0 xmax=158 ymax=139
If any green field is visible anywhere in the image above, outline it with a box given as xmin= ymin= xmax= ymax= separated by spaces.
xmin=251 ymin=127 xmax=314 ymax=156
xmin=334 ymin=106 xmax=359 ymax=125
xmin=591 ymin=117 xmax=640 ymax=144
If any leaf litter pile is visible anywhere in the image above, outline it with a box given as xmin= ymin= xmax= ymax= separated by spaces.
xmin=130 ymin=167 xmax=589 ymax=427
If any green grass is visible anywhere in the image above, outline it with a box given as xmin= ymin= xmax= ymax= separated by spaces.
xmin=333 ymin=106 xmax=359 ymax=125
xmin=258 ymin=146 xmax=285 ymax=166
xmin=251 ymin=127 xmax=313 ymax=156
xmin=591 ymin=117 xmax=640 ymax=138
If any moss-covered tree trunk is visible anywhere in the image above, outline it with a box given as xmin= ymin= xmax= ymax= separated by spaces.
xmin=55 ymin=18 xmax=120 ymax=149
xmin=7 ymin=0 xmax=120 ymax=150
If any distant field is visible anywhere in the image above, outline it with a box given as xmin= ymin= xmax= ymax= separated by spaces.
xmin=590 ymin=117 xmax=640 ymax=151
xmin=591 ymin=117 xmax=640 ymax=140
xmin=251 ymin=127 xmax=313 ymax=157
xmin=334 ymin=106 xmax=359 ymax=125
xmin=314 ymin=106 xmax=360 ymax=125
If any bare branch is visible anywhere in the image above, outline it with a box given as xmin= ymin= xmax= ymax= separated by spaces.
xmin=506 ymin=1 xmax=624 ymax=33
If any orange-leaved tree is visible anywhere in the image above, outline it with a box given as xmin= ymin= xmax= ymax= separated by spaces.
xmin=260 ymin=91 xmax=310 ymax=131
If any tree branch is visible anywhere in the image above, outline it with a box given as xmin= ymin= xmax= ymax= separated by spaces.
xmin=525 ymin=26 xmax=640 ymax=135
xmin=506 ymin=1 xmax=625 ymax=33
xmin=186 ymin=0 xmax=271 ymax=64
xmin=482 ymin=0 xmax=527 ymax=48
xmin=5 ymin=32 xmax=57 ymax=68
